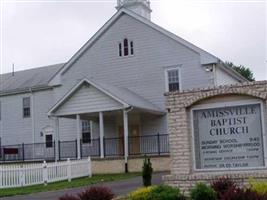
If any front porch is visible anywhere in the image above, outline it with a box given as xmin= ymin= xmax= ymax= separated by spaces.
xmin=48 ymin=78 xmax=168 ymax=171
xmin=52 ymin=108 xmax=169 ymax=172
xmin=56 ymin=109 xmax=169 ymax=158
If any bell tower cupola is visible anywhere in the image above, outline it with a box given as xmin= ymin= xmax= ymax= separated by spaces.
xmin=117 ymin=0 xmax=152 ymax=20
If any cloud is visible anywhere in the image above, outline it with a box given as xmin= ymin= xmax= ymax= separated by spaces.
xmin=1 ymin=0 xmax=266 ymax=80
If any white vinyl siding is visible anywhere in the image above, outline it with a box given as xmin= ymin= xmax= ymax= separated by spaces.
xmin=215 ymin=67 xmax=239 ymax=86
xmin=51 ymin=14 xmax=212 ymax=139
xmin=57 ymin=14 xmax=210 ymax=111
xmin=0 ymin=90 xmax=55 ymax=145
xmin=55 ymin=84 xmax=124 ymax=116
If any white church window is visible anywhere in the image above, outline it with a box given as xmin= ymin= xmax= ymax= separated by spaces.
xmin=130 ymin=41 xmax=134 ymax=55
xmin=23 ymin=97 xmax=31 ymax=118
xmin=124 ymin=38 xmax=129 ymax=56
xmin=165 ymin=67 xmax=180 ymax=92
xmin=82 ymin=120 xmax=92 ymax=144
xmin=119 ymin=38 xmax=134 ymax=57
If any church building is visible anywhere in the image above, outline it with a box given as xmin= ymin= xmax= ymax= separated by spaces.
xmin=0 ymin=0 xmax=246 ymax=170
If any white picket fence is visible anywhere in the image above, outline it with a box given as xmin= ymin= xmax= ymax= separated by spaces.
xmin=0 ymin=158 xmax=92 ymax=188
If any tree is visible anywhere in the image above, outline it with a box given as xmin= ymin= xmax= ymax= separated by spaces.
xmin=142 ymin=156 xmax=153 ymax=187
xmin=225 ymin=61 xmax=255 ymax=81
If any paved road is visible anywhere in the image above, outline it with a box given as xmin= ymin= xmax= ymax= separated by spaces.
xmin=1 ymin=172 xmax=167 ymax=200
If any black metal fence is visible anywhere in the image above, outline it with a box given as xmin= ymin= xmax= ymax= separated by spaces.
xmin=0 ymin=142 xmax=56 ymax=162
xmin=0 ymin=134 xmax=169 ymax=162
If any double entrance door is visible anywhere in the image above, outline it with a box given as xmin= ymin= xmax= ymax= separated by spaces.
xmin=119 ymin=125 xmax=140 ymax=155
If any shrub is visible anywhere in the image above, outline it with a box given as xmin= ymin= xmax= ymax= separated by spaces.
xmin=142 ymin=156 xmax=153 ymax=187
xmin=59 ymin=194 xmax=80 ymax=200
xmin=78 ymin=186 xmax=114 ymax=200
xmin=149 ymin=185 xmax=186 ymax=200
xmin=249 ymin=177 xmax=267 ymax=195
xmin=211 ymin=177 xmax=237 ymax=198
xmin=129 ymin=185 xmax=185 ymax=200
xmin=190 ymin=182 xmax=216 ymax=200
xmin=128 ymin=186 xmax=155 ymax=200
xmin=220 ymin=187 xmax=267 ymax=200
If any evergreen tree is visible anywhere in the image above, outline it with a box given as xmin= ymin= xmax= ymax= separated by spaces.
xmin=142 ymin=156 xmax=153 ymax=187
xmin=225 ymin=61 xmax=255 ymax=81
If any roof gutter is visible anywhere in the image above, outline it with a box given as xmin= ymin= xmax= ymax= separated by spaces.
xmin=202 ymin=60 xmax=248 ymax=83
xmin=0 ymin=85 xmax=56 ymax=97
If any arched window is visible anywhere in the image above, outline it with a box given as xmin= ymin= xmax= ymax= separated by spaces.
xmin=124 ymin=38 xmax=129 ymax=56
xmin=119 ymin=38 xmax=134 ymax=57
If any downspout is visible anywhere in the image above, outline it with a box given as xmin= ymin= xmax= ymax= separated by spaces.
xmin=126 ymin=106 xmax=133 ymax=114
xmin=124 ymin=106 xmax=133 ymax=173
xmin=30 ymin=88 xmax=35 ymax=159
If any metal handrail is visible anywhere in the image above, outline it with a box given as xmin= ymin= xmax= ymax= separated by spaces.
xmin=0 ymin=134 xmax=169 ymax=162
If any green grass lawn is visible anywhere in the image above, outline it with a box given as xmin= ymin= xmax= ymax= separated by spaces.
xmin=0 ymin=173 xmax=141 ymax=197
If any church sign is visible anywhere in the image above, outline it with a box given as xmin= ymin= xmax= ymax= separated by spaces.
xmin=192 ymin=102 xmax=265 ymax=170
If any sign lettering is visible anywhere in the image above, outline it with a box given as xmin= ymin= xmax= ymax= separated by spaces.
xmin=193 ymin=103 xmax=264 ymax=170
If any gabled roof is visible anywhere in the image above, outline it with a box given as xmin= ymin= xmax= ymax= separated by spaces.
xmin=91 ymin=79 xmax=165 ymax=113
xmin=1 ymin=7 xmax=246 ymax=96
xmin=48 ymin=78 xmax=165 ymax=116
xmin=0 ymin=63 xmax=64 ymax=96
xmin=49 ymin=8 xmax=224 ymax=83
xmin=49 ymin=8 xmax=246 ymax=83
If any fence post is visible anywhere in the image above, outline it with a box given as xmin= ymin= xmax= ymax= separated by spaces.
xmin=75 ymin=139 xmax=78 ymax=159
xmin=53 ymin=141 xmax=56 ymax=161
xmin=80 ymin=139 xmax=83 ymax=159
xmin=98 ymin=138 xmax=101 ymax=157
xmin=88 ymin=157 xmax=92 ymax=177
xmin=58 ymin=140 xmax=61 ymax=161
xmin=122 ymin=136 xmax=125 ymax=156
xmin=43 ymin=161 xmax=48 ymax=186
xmin=103 ymin=137 xmax=106 ymax=157
xmin=0 ymin=165 xmax=2 ymax=188
xmin=22 ymin=143 xmax=25 ymax=161
xmin=157 ymin=133 xmax=161 ymax=155
xmin=67 ymin=158 xmax=71 ymax=182
xmin=19 ymin=164 xmax=25 ymax=186
xmin=128 ymin=136 xmax=130 ymax=156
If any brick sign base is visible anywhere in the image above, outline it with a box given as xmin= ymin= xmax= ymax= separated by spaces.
xmin=163 ymin=81 xmax=267 ymax=192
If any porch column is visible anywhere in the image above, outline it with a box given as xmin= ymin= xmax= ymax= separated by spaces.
xmin=123 ymin=109 xmax=129 ymax=173
xmin=76 ymin=114 xmax=81 ymax=159
xmin=99 ymin=112 xmax=105 ymax=158
xmin=55 ymin=117 xmax=60 ymax=161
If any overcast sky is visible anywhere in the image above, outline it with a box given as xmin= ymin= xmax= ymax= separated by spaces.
xmin=0 ymin=0 xmax=266 ymax=80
